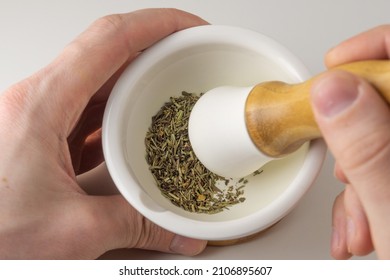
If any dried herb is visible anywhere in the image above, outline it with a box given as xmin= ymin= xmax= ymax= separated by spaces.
xmin=145 ymin=91 xmax=247 ymax=214
xmin=253 ymin=169 xmax=263 ymax=176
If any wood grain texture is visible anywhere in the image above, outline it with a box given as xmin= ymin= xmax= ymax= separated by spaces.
xmin=245 ymin=60 xmax=390 ymax=157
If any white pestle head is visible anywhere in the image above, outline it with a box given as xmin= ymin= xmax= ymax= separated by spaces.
xmin=188 ymin=86 xmax=273 ymax=178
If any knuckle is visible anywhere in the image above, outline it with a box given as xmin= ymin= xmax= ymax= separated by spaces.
xmin=135 ymin=217 xmax=158 ymax=247
xmin=130 ymin=213 xmax=172 ymax=250
xmin=0 ymin=79 xmax=34 ymax=122
xmin=339 ymin=125 xmax=390 ymax=175
xmin=93 ymin=14 xmax=126 ymax=34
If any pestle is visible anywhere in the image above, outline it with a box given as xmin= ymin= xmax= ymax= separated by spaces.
xmin=188 ymin=60 xmax=390 ymax=178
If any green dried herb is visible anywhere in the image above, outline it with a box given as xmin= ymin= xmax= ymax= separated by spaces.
xmin=145 ymin=91 xmax=247 ymax=214
xmin=253 ymin=169 xmax=264 ymax=176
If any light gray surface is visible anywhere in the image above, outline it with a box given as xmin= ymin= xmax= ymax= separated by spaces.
xmin=1 ymin=0 xmax=388 ymax=259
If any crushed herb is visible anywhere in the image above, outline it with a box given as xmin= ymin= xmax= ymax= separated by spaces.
xmin=145 ymin=91 xmax=248 ymax=214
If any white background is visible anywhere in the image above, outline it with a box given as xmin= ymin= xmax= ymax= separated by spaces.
xmin=1 ymin=0 xmax=389 ymax=260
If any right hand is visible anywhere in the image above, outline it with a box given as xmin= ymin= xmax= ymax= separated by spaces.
xmin=310 ymin=25 xmax=390 ymax=259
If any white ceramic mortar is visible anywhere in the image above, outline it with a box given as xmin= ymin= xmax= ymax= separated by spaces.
xmin=102 ymin=25 xmax=326 ymax=241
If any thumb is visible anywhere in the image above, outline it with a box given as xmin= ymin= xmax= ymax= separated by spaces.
xmin=310 ymin=70 xmax=390 ymax=258
xmin=85 ymin=195 xmax=207 ymax=257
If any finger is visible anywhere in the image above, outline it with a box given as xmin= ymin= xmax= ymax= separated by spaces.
xmin=77 ymin=129 xmax=103 ymax=175
xmin=67 ymin=102 xmax=105 ymax=173
xmin=334 ymin=162 xmax=349 ymax=184
xmin=84 ymin=195 xmax=207 ymax=257
xmin=311 ymin=70 xmax=390 ymax=259
xmin=331 ymin=191 xmax=352 ymax=259
xmin=13 ymin=9 xmax=208 ymax=136
xmin=88 ymin=51 xmax=141 ymax=105
xmin=57 ymin=8 xmax=207 ymax=135
xmin=343 ymin=185 xmax=374 ymax=256
xmin=326 ymin=25 xmax=390 ymax=67
xmin=68 ymin=60 xmax=131 ymax=172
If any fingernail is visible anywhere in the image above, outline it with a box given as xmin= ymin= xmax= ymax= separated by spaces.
xmin=346 ymin=216 xmax=355 ymax=253
xmin=311 ymin=71 xmax=359 ymax=118
xmin=170 ymin=235 xmax=207 ymax=256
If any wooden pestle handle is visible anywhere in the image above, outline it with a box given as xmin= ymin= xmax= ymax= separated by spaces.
xmin=245 ymin=60 xmax=390 ymax=157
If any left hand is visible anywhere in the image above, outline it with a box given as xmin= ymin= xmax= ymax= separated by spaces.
xmin=0 ymin=8 xmax=208 ymax=259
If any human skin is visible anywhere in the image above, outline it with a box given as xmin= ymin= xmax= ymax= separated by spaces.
xmin=0 ymin=8 xmax=208 ymax=259
xmin=310 ymin=25 xmax=390 ymax=259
